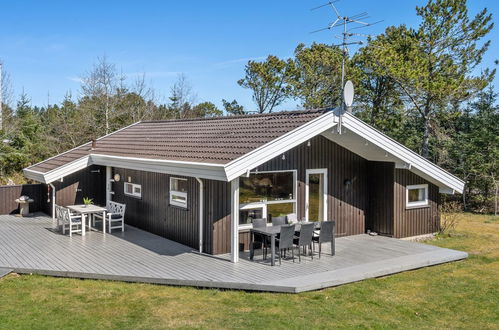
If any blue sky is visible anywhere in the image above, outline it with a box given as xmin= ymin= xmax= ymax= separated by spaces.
xmin=1 ymin=0 xmax=498 ymax=111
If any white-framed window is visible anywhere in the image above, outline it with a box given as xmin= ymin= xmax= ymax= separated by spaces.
xmin=170 ymin=177 xmax=188 ymax=208
xmin=238 ymin=170 xmax=297 ymax=229
xmin=406 ymin=184 xmax=428 ymax=208
xmin=124 ymin=182 xmax=142 ymax=198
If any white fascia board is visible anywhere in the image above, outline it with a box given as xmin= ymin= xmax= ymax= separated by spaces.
xmin=44 ymin=156 xmax=93 ymax=183
xmin=342 ymin=113 xmax=464 ymax=193
xmin=90 ymin=154 xmax=228 ymax=181
xmin=23 ymin=168 xmax=47 ymax=183
xmin=224 ymin=111 xmax=338 ymax=181
xmin=23 ymin=121 xmax=141 ymax=173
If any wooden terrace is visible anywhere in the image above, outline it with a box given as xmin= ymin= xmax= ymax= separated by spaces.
xmin=0 ymin=213 xmax=467 ymax=293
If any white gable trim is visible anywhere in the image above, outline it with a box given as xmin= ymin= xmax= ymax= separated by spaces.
xmin=341 ymin=113 xmax=464 ymax=193
xmin=224 ymin=110 xmax=338 ymax=181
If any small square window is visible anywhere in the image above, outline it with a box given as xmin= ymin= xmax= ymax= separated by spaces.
xmin=406 ymin=184 xmax=428 ymax=208
xmin=124 ymin=182 xmax=142 ymax=198
xmin=170 ymin=178 xmax=188 ymax=208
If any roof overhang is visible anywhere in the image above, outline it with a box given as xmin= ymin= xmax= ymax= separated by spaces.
xmin=327 ymin=113 xmax=464 ymax=193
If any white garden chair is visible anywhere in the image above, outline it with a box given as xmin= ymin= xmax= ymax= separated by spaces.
xmin=94 ymin=201 xmax=126 ymax=233
xmin=58 ymin=206 xmax=83 ymax=237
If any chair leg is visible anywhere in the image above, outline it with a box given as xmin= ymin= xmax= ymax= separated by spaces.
xmin=279 ymin=249 xmax=282 ymax=265
xmin=121 ymin=219 xmax=124 ymax=232
xmin=69 ymin=222 xmax=72 ymax=237
xmin=292 ymin=246 xmax=295 ymax=263
xmin=310 ymin=244 xmax=313 ymax=260
xmin=319 ymin=243 xmax=322 ymax=259
xmin=298 ymin=246 xmax=301 ymax=263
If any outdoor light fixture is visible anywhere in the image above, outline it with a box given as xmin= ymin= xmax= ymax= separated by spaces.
xmin=282 ymin=154 xmax=286 ymax=160
xmin=307 ymin=140 xmax=311 ymax=147
xmin=113 ymin=173 xmax=121 ymax=182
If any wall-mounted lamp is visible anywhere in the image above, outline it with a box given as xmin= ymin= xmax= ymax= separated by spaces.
xmin=113 ymin=173 xmax=121 ymax=182
xmin=282 ymin=154 xmax=286 ymax=160
xmin=344 ymin=179 xmax=352 ymax=187
xmin=307 ymin=140 xmax=311 ymax=147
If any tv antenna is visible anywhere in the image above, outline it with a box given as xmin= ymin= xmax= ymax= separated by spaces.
xmin=311 ymin=1 xmax=382 ymax=110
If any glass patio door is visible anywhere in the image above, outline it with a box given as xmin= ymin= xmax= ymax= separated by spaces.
xmin=305 ymin=169 xmax=328 ymax=222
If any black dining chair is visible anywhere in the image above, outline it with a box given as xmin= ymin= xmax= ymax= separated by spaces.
xmin=294 ymin=222 xmax=315 ymax=262
xmin=312 ymin=221 xmax=335 ymax=258
xmin=271 ymin=216 xmax=287 ymax=226
xmin=252 ymin=218 xmax=269 ymax=260
xmin=276 ymin=224 xmax=296 ymax=265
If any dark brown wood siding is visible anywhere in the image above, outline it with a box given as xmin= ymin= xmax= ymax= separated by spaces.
xmin=366 ymin=161 xmax=394 ymax=236
xmin=112 ymin=168 xmax=204 ymax=250
xmin=204 ymin=179 xmax=231 ymax=255
xmin=394 ymin=169 xmax=440 ymax=238
xmin=53 ymin=165 xmax=106 ymax=208
xmin=0 ymin=184 xmax=49 ymax=215
xmin=234 ymin=135 xmax=368 ymax=252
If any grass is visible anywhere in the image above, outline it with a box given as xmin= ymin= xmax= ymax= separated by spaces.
xmin=0 ymin=213 xmax=498 ymax=329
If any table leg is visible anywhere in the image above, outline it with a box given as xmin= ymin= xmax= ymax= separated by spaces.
xmin=81 ymin=214 xmax=86 ymax=236
xmin=270 ymin=234 xmax=275 ymax=266
xmin=249 ymin=231 xmax=254 ymax=261
xmin=102 ymin=211 xmax=106 ymax=234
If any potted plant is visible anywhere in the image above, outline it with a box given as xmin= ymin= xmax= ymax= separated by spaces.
xmin=82 ymin=197 xmax=93 ymax=208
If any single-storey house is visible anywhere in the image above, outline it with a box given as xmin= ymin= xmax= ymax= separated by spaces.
xmin=24 ymin=108 xmax=464 ymax=262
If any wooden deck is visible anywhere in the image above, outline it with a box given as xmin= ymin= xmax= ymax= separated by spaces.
xmin=0 ymin=213 xmax=468 ymax=293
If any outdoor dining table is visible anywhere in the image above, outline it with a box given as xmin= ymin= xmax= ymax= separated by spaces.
xmin=67 ymin=204 xmax=107 ymax=236
xmin=249 ymin=222 xmax=321 ymax=266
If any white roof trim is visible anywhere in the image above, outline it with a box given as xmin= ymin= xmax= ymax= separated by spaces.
xmin=341 ymin=112 xmax=464 ymax=193
xmin=24 ymin=156 xmax=92 ymax=184
xmin=224 ymin=110 xmax=338 ymax=181
xmin=90 ymin=154 xmax=227 ymax=181
xmin=24 ymin=121 xmax=142 ymax=172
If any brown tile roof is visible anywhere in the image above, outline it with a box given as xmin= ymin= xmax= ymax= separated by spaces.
xmin=26 ymin=109 xmax=329 ymax=173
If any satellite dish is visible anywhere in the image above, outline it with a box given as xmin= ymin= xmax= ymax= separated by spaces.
xmin=343 ymin=80 xmax=354 ymax=107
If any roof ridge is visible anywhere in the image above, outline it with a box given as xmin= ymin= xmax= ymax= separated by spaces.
xmin=140 ymin=108 xmax=332 ymax=124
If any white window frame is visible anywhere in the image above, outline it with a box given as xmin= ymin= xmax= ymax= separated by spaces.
xmin=238 ymin=170 xmax=297 ymax=230
xmin=305 ymin=168 xmax=328 ymax=222
xmin=124 ymin=182 xmax=142 ymax=198
xmin=170 ymin=177 xmax=188 ymax=208
xmin=406 ymin=184 xmax=429 ymax=208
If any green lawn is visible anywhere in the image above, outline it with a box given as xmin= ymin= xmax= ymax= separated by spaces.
xmin=0 ymin=213 xmax=498 ymax=329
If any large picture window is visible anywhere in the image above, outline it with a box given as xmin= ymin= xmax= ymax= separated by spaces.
xmin=239 ymin=171 xmax=296 ymax=228
xmin=170 ymin=177 xmax=188 ymax=208
xmin=406 ymin=184 xmax=428 ymax=208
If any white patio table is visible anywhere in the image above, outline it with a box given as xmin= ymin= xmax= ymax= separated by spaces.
xmin=67 ymin=204 xmax=107 ymax=236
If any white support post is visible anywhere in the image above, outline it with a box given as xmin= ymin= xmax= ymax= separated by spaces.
xmin=230 ymin=178 xmax=239 ymax=263
xmin=49 ymin=183 xmax=56 ymax=220
xmin=196 ymin=177 xmax=204 ymax=254
xmin=105 ymin=166 xmax=112 ymax=208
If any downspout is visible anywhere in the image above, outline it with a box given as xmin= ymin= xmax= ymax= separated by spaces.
xmin=49 ymin=183 xmax=56 ymax=220
xmin=195 ymin=177 xmax=204 ymax=254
